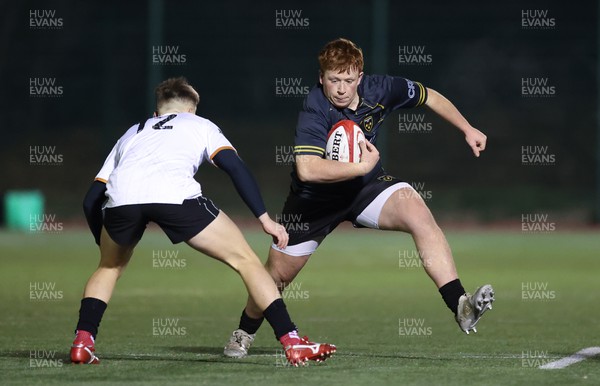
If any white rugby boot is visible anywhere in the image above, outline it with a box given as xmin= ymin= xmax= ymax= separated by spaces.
xmin=223 ymin=329 xmax=255 ymax=358
xmin=455 ymin=284 xmax=495 ymax=334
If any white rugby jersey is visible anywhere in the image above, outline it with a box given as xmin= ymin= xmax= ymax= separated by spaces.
xmin=95 ymin=113 xmax=234 ymax=207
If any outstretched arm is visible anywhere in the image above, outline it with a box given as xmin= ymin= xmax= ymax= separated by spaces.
xmin=425 ymin=87 xmax=487 ymax=157
xmin=212 ymin=149 xmax=288 ymax=249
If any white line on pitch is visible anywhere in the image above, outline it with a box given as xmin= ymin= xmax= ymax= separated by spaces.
xmin=539 ymin=347 xmax=600 ymax=370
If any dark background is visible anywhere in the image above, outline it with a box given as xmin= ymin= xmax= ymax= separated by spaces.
xmin=1 ymin=1 xmax=597 ymax=225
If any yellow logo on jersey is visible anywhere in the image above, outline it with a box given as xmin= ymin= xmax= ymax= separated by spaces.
xmin=362 ymin=115 xmax=374 ymax=132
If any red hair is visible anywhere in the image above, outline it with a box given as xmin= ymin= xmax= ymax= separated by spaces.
xmin=318 ymin=38 xmax=364 ymax=74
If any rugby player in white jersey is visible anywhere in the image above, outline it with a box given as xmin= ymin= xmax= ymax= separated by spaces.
xmin=71 ymin=77 xmax=335 ymax=366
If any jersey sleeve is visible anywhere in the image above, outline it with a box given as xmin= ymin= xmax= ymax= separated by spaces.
xmin=94 ymin=124 xmax=139 ymax=182
xmin=205 ymin=121 xmax=236 ymax=164
xmin=383 ymin=76 xmax=428 ymax=110
xmin=95 ymin=143 xmax=118 ymax=183
xmin=293 ymin=102 xmax=328 ymax=158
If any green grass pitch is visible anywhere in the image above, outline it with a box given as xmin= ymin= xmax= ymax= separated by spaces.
xmin=0 ymin=227 xmax=599 ymax=385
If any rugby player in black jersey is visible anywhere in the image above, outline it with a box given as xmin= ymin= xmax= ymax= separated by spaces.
xmin=224 ymin=38 xmax=494 ymax=358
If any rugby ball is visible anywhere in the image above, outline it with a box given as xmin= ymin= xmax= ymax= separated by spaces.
xmin=325 ymin=120 xmax=365 ymax=163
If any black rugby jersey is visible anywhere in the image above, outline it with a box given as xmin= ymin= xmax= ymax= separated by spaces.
xmin=294 ymin=74 xmax=426 ymax=156
xmin=290 ymin=74 xmax=427 ymax=199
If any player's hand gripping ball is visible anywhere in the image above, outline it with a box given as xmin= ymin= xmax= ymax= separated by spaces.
xmin=325 ymin=120 xmax=365 ymax=163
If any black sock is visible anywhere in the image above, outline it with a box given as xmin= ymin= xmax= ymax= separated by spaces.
xmin=439 ymin=279 xmax=466 ymax=315
xmin=262 ymin=298 xmax=296 ymax=340
xmin=75 ymin=297 xmax=107 ymax=339
xmin=238 ymin=310 xmax=264 ymax=335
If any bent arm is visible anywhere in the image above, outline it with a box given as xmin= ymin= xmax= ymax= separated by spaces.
xmin=425 ymin=88 xmax=474 ymax=133
xmin=295 ymin=155 xmax=366 ymax=183
xmin=425 ymin=87 xmax=487 ymax=157
xmin=295 ymin=141 xmax=380 ymax=183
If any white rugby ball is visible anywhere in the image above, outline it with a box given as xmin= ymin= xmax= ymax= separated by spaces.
xmin=325 ymin=120 xmax=365 ymax=163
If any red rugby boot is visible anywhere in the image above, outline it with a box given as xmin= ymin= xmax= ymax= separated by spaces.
xmin=280 ymin=331 xmax=336 ymax=366
xmin=70 ymin=330 xmax=100 ymax=364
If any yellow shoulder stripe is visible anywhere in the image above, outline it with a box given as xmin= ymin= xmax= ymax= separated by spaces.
xmin=417 ymin=82 xmax=427 ymax=106
xmin=294 ymin=145 xmax=325 ymax=155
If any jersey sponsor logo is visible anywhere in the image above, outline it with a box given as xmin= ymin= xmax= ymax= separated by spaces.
xmin=407 ymin=80 xmax=416 ymax=99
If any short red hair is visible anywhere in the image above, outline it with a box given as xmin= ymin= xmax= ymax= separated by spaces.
xmin=318 ymin=38 xmax=364 ymax=75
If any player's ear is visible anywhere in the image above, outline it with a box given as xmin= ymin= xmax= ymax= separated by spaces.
xmin=153 ymin=111 xmax=158 ymax=117
xmin=357 ymin=72 xmax=364 ymax=85
xmin=319 ymin=71 xmax=323 ymax=85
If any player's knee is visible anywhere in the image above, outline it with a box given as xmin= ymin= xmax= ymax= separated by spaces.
xmin=98 ymin=248 xmax=134 ymax=270
xmin=98 ymin=257 xmax=129 ymax=271
xmin=409 ymin=207 xmax=439 ymax=235
xmin=268 ymin=266 xmax=299 ymax=290
xmin=397 ymin=196 xmax=438 ymax=233
xmin=264 ymin=248 xmax=306 ymax=289
xmin=228 ymin=251 xmax=262 ymax=273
